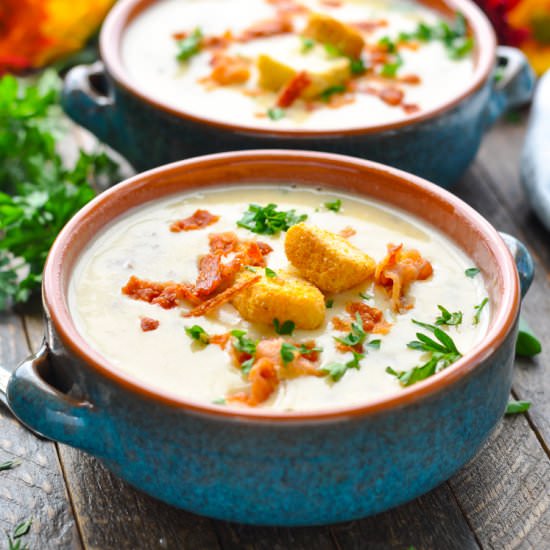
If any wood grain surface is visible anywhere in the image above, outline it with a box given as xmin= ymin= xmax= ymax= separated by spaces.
xmin=1 ymin=116 xmax=549 ymax=550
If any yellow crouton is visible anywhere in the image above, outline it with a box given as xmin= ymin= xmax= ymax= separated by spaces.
xmin=285 ymin=223 xmax=375 ymax=293
xmin=231 ymin=270 xmax=325 ymax=330
xmin=303 ymin=13 xmax=365 ymax=59
xmin=257 ymin=52 xmax=350 ymax=98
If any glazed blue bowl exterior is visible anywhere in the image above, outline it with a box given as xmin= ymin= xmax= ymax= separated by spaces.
xmin=2 ymin=151 xmax=533 ymax=526
xmin=61 ymin=0 xmax=535 ymax=190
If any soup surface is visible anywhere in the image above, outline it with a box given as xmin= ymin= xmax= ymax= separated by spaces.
xmin=121 ymin=0 xmax=475 ymax=130
xmin=69 ymin=186 xmax=490 ymax=411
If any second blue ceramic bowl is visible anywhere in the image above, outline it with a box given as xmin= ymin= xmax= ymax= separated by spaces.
xmin=2 ymin=150 xmax=533 ymax=525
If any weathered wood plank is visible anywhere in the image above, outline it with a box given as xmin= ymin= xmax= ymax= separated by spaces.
xmin=0 ymin=310 xmax=81 ymax=550
xmin=331 ymin=484 xmax=480 ymax=550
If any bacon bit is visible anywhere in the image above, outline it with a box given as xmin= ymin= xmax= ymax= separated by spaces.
xmin=332 ymin=316 xmax=351 ymax=332
xmin=375 ymin=243 xmax=433 ymax=312
xmin=184 ymin=275 xmax=261 ymax=317
xmin=170 ymin=209 xmax=220 ymax=232
xmin=399 ymin=74 xmax=422 ymax=85
xmin=140 ymin=317 xmax=159 ymax=332
xmin=194 ymin=254 xmax=229 ymax=297
xmin=229 ymin=358 xmax=279 ymax=406
xmin=203 ymin=30 xmax=234 ymax=49
xmin=339 ymin=226 xmax=357 ymax=238
xmin=242 ymin=87 xmax=264 ymax=97
xmin=172 ymin=31 xmax=188 ymax=40
xmin=299 ymin=340 xmax=322 ymax=362
xmin=210 ymin=332 xmax=231 ymax=349
xmin=209 ymin=231 xmax=239 ymax=254
xmin=379 ymin=86 xmax=404 ymax=106
xmin=266 ymin=0 xmax=309 ymax=16
xmin=346 ymin=302 xmax=392 ymax=335
xmin=320 ymin=0 xmax=342 ymax=7
xmin=351 ymin=19 xmax=388 ymax=32
xmin=398 ymin=40 xmax=420 ymax=51
xmin=209 ymin=54 xmax=250 ymax=86
xmin=403 ymin=103 xmax=421 ymax=114
xmin=238 ymin=16 xmax=293 ymax=42
xmin=276 ymin=71 xmax=312 ymax=108
xmin=257 ymin=241 xmax=274 ymax=256
xmin=370 ymin=50 xmax=390 ymax=65
xmin=328 ymin=93 xmax=356 ymax=109
xmin=122 ymin=276 xmax=200 ymax=309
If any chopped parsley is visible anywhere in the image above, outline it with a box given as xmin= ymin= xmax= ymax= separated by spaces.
xmin=244 ymin=266 xmax=258 ymax=273
xmin=378 ymin=36 xmax=398 ymax=54
xmin=280 ymin=342 xmax=297 ymax=364
xmin=359 ymin=292 xmax=372 ymax=301
xmin=265 ymin=267 xmax=277 ymax=278
xmin=273 ymin=318 xmax=295 ymax=336
xmin=237 ymin=203 xmax=307 ymax=235
xmin=505 ymin=400 xmax=531 ymax=415
xmin=324 ymin=43 xmax=342 ymax=58
xmin=366 ymin=339 xmax=381 ymax=350
xmin=465 ymin=267 xmax=480 ymax=278
xmin=301 ymin=37 xmax=315 ymax=53
xmin=473 ymin=297 xmax=489 ymax=325
xmin=176 ymin=28 xmax=203 ymax=61
xmin=380 ymin=56 xmax=403 ymax=78
xmin=0 ymin=458 xmax=21 ymax=472
xmin=386 ymin=320 xmax=462 ymax=386
xmin=435 ymin=305 xmax=463 ymax=326
xmin=334 ymin=313 xmax=366 ymax=348
xmin=231 ymin=329 xmax=258 ymax=374
xmin=267 ymin=107 xmax=285 ymax=121
xmin=516 ymin=317 xmax=542 ymax=357
xmin=212 ymin=398 xmax=226 ymax=405
xmin=320 ymin=85 xmax=346 ymax=102
xmin=322 ymin=351 xmax=364 ymax=382
xmin=325 ymin=298 xmax=334 ymax=309
xmin=350 ymin=57 xmax=366 ymax=75
xmin=7 ymin=519 xmax=32 ymax=550
xmin=185 ymin=325 xmax=210 ymax=345
xmin=324 ymin=199 xmax=342 ymax=212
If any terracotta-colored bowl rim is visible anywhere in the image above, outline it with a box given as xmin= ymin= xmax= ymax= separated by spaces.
xmin=100 ymin=0 xmax=496 ymax=138
xmin=43 ymin=150 xmax=519 ymax=422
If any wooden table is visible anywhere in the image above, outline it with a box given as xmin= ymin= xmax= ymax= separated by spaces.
xmin=1 ymin=114 xmax=549 ymax=550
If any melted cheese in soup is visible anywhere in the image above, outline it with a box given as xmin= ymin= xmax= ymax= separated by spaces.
xmin=121 ymin=0 xmax=476 ymax=130
xmin=69 ymin=186 xmax=490 ymax=412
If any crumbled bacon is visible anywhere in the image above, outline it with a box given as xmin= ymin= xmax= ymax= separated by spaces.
xmin=238 ymin=16 xmax=293 ymax=42
xmin=276 ymin=71 xmax=312 ymax=108
xmin=379 ymin=86 xmax=404 ymax=106
xmin=210 ymin=332 xmax=231 ymax=349
xmin=402 ymin=103 xmax=420 ymax=114
xmin=209 ymin=54 xmax=250 ymax=86
xmin=122 ymin=276 xmax=200 ymax=309
xmin=184 ymin=275 xmax=261 ymax=317
xmin=140 ymin=317 xmax=159 ymax=332
xmin=399 ymin=74 xmax=422 ymax=85
xmin=350 ymin=19 xmax=388 ymax=32
xmin=339 ymin=226 xmax=356 ymax=238
xmin=229 ymin=358 xmax=279 ymax=406
xmin=320 ymin=0 xmax=342 ymax=6
xmin=332 ymin=316 xmax=351 ymax=332
xmin=170 ymin=209 xmax=219 ymax=232
xmin=346 ymin=302 xmax=392 ymax=334
xmin=375 ymin=243 xmax=433 ymax=312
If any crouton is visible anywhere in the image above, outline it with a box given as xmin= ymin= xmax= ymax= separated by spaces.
xmin=285 ymin=223 xmax=375 ymax=293
xmin=231 ymin=270 xmax=325 ymax=330
xmin=303 ymin=12 xmax=365 ymax=59
xmin=257 ymin=51 xmax=350 ymax=98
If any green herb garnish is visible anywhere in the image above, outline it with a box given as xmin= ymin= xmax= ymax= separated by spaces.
xmin=505 ymin=400 xmax=531 ymax=415
xmin=322 ymin=351 xmax=364 ymax=382
xmin=516 ymin=317 xmax=542 ymax=357
xmin=7 ymin=519 xmax=32 ymax=550
xmin=380 ymin=56 xmax=403 ymax=78
xmin=244 ymin=266 xmax=257 ymax=273
xmin=387 ymin=321 xmax=462 ymax=386
xmin=212 ymin=398 xmax=226 ymax=405
xmin=185 ymin=325 xmax=210 ymax=345
xmin=265 ymin=267 xmax=277 ymax=278
xmin=176 ymin=28 xmax=203 ymax=61
xmin=359 ymin=292 xmax=372 ymax=300
xmin=280 ymin=342 xmax=297 ymax=365
xmin=301 ymin=37 xmax=315 ymax=53
xmin=324 ymin=199 xmax=342 ymax=212
xmin=350 ymin=57 xmax=366 ymax=74
xmin=465 ymin=267 xmax=480 ymax=278
xmin=231 ymin=329 xmax=257 ymax=356
xmin=273 ymin=318 xmax=295 ymax=336
xmin=0 ymin=459 xmax=21 ymax=472
xmin=325 ymin=298 xmax=334 ymax=309
xmin=324 ymin=43 xmax=342 ymax=58
xmin=237 ymin=203 xmax=307 ymax=235
xmin=267 ymin=107 xmax=286 ymax=121
xmin=366 ymin=339 xmax=381 ymax=350
xmin=435 ymin=305 xmax=463 ymax=326
xmin=320 ymin=85 xmax=346 ymax=102
xmin=334 ymin=313 xmax=366 ymax=348
xmin=473 ymin=297 xmax=489 ymax=325
xmin=378 ymin=36 xmax=398 ymax=54
xmin=0 ymin=71 xmax=119 ymax=310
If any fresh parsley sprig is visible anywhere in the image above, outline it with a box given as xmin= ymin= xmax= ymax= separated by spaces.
xmin=273 ymin=319 xmax=295 ymax=335
xmin=231 ymin=329 xmax=258 ymax=374
xmin=280 ymin=341 xmax=323 ymax=365
xmin=6 ymin=518 xmax=32 ymax=550
xmin=176 ymin=28 xmax=203 ymax=61
xmin=322 ymin=350 xmax=364 ymax=382
xmin=505 ymin=400 xmax=531 ymax=415
xmin=334 ymin=313 xmax=366 ymax=348
xmin=473 ymin=297 xmax=489 ymax=325
xmin=0 ymin=459 xmax=21 ymax=472
xmin=435 ymin=305 xmax=463 ymax=326
xmin=237 ymin=203 xmax=307 ymax=235
xmin=185 ymin=325 xmax=210 ymax=346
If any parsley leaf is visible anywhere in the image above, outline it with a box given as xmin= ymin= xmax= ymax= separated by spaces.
xmin=473 ymin=297 xmax=489 ymax=325
xmin=366 ymin=339 xmax=381 ymax=350
xmin=176 ymin=28 xmax=203 ymax=61
xmin=322 ymin=351 xmax=364 ymax=382
xmin=516 ymin=317 xmax=542 ymax=357
xmin=7 ymin=518 xmax=32 ymax=550
xmin=231 ymin=329 xmax=257 ymax=356
xmin=334 ymin=313 xmax=366 ymax=348
xmin=359 ymin=292 xmax=372 ymax=300
xmin=325 ymin=298 xmax=334 ymax=309
xmin=0 ymin=459 xmax=21 ymax=472
xmin=280 ymin=342 xmax=297 ymax=364
xmin=320 ymin=85 xmax=346 ymax=102
xmin=237 ymin=203 xmax=307 ymax=235
xmin=324 ymin=199 xmax=342 ymax=212
xmin=324 ymin=43 xmax=342 ymax=58
xmin=465 ymin=267 xmax=480 ymax=278
xmin=212 ymin=397 xmax=226 ymax=405
xmin=273 ymin=318 xmax=295 ymax=336
xmin=380 ymin=56 xmax=403 ymax=78
xmin=0 ymin=71 xmax=119 ymax=310
xmin=350 ymin=57 xmax=366 ymax=75
xmin=265 ymin=267 xmax=277 ymax=278
xmin=267 ymin=107 xmax=285 ymax=121
xmin=505 ymin=400 xmax=531 ymax=415
xmin=435 ymin=305 xmax=463 ymax=326
xmin=185 ymin=325 xmax=210 ymax=345
xmin=301 ymin=37 xmax=315 ymax=53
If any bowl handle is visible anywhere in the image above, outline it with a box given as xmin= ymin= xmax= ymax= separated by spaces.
xmin=62 ymin=61 xmax=124 ymax=154
xmin=484 ymin=46 xmax=536 ymax=129
xmin=3 ymin=344 xmax=103 ymax=455
xmin=499 ymin=232 xmax=534 ymax=299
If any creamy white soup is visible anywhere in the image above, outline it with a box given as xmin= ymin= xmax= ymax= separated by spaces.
xmin=69 ymin=186 xmax=490 ymax=411
xmin=121 ymin=0 xmax=475 ymax=130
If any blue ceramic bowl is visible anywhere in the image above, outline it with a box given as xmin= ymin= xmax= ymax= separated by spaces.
xmin=2 ymin=151 xmax=533 ymax=526
xmin=61 ymin=0 xmax=534 ymax=188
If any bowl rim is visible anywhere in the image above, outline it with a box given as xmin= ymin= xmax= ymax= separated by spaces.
xmin=43 ymin=150 xmax=520 ymax=423
xmin=99 ymin=0 xmax=497 ymax=138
